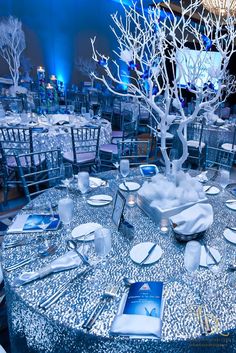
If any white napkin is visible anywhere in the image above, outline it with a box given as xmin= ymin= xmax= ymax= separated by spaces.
xmin=17 ymin=246 xmax=89 ymax=285
xmin=110 ymin=293 xmax=163 ymax=339
xmin=200 ymin=246 xmax=221 ymax=267
xmin=195 ymin=171 xmax=208 ymax=183
xmin=170 ymin=203 xmax=213 ymax=235
xmin=50 ymin=114 xmax=69 ymax=125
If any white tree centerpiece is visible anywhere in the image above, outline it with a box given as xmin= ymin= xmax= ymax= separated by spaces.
xmin=75 ymin=57 xmax=98 ymax=88
xmin=91 ymin=0 xmax=236 ymax=176
xmin=0 ymin=16 xmax=26 ymax=96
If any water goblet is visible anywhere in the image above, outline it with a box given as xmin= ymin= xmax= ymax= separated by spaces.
xmin=37 ymin=201 xmax=58 ymax=254
xmin=77 ymin=172 xmax=90 ymax=200
xmin=120 ymin=159 xmax=130 ymax=183
xmin=68 ymin=104 xmax=75 ymax=114
xmin=113 ymin=161 xmax=120 ymax=180
xmin=219 ymin=168 xmax=230 ymax=193
xmin=58 ymin=197 xmax=74 ymax=242
xmin=94 ymin=228 xmax=112 ymax=261
xmin=61 ymin=164 xmax=74 ymax=195
xmin=81 ymin=107 xmax=86 ymax=116
xmin=183 ymin=241 xmax=201 ymax=288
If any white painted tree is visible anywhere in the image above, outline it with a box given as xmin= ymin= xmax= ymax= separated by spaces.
xmin=0 ymin=16 xmax=26 ymax=95
xmin=91 ymin=0 xmax=236 ymax=175
xmin=75 ymin=57 xmax=98 ymax=87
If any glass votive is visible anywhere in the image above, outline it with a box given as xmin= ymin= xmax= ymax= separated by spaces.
xmin=160 ymin=218 xmax=169 ymax=234
xmin=94 ymin=227 xmax=112 ymax=258
xmin=127 ymin=193 xmax=136 ymax=208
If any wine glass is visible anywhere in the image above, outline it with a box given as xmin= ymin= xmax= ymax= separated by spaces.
xmin=67 ymin=104 xmax=75 ymax=114
xmin=37 ymin=201 xmax=58 ymax=254
xmin=120 ymin=159 xmax=130 ymax=184
xmin=183 ymin=241 xmax=201 ymax=288
xmin=61 ymin=164 xmax=74 ymax=195
xmin=113 ymin=161 xmax=120 ymax=180
xmin=219 ymin=168 xmax=230 ymax=193
xmin=58 ymin=197 xmax=74 ymax=242
xmin=77 ymin=172 xmax=90 ymax=200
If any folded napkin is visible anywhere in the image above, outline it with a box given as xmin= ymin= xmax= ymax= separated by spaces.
xmin=17 ymin=246 xmax=89 ymax=285
xmin=170 ymin=203 xmax=213 ymax=235
xmin=195 ymin=171 xmax=208 ymax=183
xmin=200 ymin=245 xmax=221 ymax=267
xmin=110 ymin=293 xmax=164 ymax=339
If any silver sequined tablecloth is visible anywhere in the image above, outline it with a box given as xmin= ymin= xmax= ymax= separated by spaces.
xmin=2 ymin=170 xmax=236 ymax=353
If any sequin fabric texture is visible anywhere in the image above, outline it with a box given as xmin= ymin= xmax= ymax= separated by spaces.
xmin=2 ymin=169 xmax=236 ymax=353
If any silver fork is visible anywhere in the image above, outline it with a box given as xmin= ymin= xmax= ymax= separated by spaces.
xmin=38 ymin=267 xmax=92 ymax=310
xmin=82 ymin=284 xmax=119 ymax=330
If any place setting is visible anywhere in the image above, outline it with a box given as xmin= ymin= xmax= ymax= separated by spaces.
xmin=118 ymin=159 xmax=141 ymax=192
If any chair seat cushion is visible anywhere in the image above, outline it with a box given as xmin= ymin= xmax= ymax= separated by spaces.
xmin=187 ymin=140 xmax=205 ymax=149
xmin=99 ymin=144 xmax=118 ymax=154
xmin=7 ymin=155 xmax=44 ymax=168
xmin=112 ymin=131 xmax=123 ymax=138
xmin=157 ymin=132 xmax=173 ymax=139
xmin=221 ymin=143 xmax=236 ymax=152
xmin=63 ymin=151 xmax=96 ymax=164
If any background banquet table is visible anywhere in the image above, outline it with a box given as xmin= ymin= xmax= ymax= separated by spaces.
xmin=169 ymin=121 xmax=235 ymax=149
xmin=0 ymin=114 xmax=112 ymax=153
xmin=2 ymin=169 xmax=236 ymax=353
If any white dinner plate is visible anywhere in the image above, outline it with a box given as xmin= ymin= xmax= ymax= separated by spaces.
xmin=71 ymin=222 xmax=102 ymax=241
xmin=225 ymin=200 xmax=236 ymax=211
xmin=87 ymin=194 xmax=112 ymax=206
xmin=130 ymin=242 xmax=163 ymax=265
xmin=223 ymin=228 xmax=236 ymax=244
xmin=203 ymin=185 xmax=220 ymax=195
xmin=119 ymin=182 xmax=141 ymax=192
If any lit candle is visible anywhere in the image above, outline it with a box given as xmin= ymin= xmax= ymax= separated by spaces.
xmin=127 ymin=193 xmax=136 ymax=207
xmin=37 ymin=66 xmax=45 ymax=73
xmin=50 ymin=74 xmax=57 ymax=81
xmin=46 ymin=83 xmax=53 ymax=90
xmin=160 ymin=218 xmax=169 ymax=233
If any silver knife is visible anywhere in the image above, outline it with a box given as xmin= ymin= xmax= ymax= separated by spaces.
xmin=123 ymin=181 xmax=130 ymax=191
xmin=5 ymin=256 xmax=37 ymax=272
xmin=140 ymin=243 xmax=158 ymax=265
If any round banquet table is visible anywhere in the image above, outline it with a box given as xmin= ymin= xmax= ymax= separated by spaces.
xmin=2 ymin=169 xmax=236 ymax=353
xmin=0 ymin=114 xmax=112 ymax=153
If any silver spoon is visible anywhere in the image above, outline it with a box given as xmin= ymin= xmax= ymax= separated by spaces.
xmin=66 ymin=239 xmax=90 ymax=266
xmin=123 ymin=277 xmax=135 ymax=287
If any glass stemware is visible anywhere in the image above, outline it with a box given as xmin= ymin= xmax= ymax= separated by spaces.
xmin=67 ymin=104 xmax=75 ymax=114
xmin=77 ymin=172 xmax=90 ymax=200
xmin=113 ymin=161 xmax=120 ymax=180
xmin=219 ymin=168 xmax=230 ymax=193
xmin=58 ymin=197 xmax=74 ymax=242
xmin=37 ymin=201 xmax=58 ymax=254
xmin=61 ymin=164 xmax=74 ymax=195
xmin=183 ymin=241 xmax=201 ymax=288
xmin=120 ymin=159 xmax=130 ymax=183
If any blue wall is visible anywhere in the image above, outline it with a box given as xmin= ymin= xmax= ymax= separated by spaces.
xmin=0 ymin=0 xmax=132 ymax=84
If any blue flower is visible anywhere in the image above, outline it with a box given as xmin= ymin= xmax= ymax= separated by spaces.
xmin=98 ymin=58 xmax=107 ymax=67
xmin=128 ymin=60 xmax=137 ymax=70
xmin=152 ymin=85 xmax=158 ymax=95
xmin=201 ymin=34 xmax=212 ymax=51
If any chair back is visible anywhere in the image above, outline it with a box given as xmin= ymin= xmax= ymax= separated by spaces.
xmin=0 ymin=97 xmax=23 ymax=113
xmin=187 ymin=121 xmax=204 ymax=147
xmin=204 ymin=145 xmax=234 ymax=172
xmin=71 ymin=126 xmax=101 ymax=167
xmin=117 ymin=140 xmax=150 ymax=166
xmin=15 ymin=149 xmax=63 ymax=203
xmin=0 ymin=127 xmax=33 ymax=155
